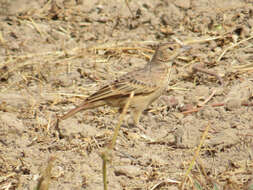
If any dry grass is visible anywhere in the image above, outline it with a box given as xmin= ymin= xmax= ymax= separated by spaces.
xmin=0 ymin=0 xmax=253 ymax=190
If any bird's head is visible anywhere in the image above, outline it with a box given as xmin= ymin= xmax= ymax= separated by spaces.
xmin=151 ymin=42 xmax=191 ymax=64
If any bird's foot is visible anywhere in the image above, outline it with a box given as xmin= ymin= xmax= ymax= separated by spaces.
xmin=126 ymin=122 xmax=145 ymax=133
xmin=126 ymin=118 xmax=146 ymax=133
xmin=125 ymin=116 xmax=154 ymax=141
xmin=131 ymin=124 xmax=155 ymax=141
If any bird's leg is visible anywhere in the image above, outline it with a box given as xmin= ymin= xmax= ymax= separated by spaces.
xmin=129 ymin=108 xmax=156 ymax=141
xmin=131 ymin=108 xmax=146 ymax=132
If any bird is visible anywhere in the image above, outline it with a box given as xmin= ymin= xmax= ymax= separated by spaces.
xmin=57 ymin=43 xmax=190 ymax=130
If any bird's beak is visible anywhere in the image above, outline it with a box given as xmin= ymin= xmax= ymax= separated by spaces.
xmin=180 ymin=45 xmax=192 ymax=52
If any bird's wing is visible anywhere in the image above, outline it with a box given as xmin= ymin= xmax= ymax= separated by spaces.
xmin=85 ymin=69 xmax=159 ymax=103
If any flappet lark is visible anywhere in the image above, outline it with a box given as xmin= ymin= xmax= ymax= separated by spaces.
xmin=58 ymin=43 xmax=190 ymax=128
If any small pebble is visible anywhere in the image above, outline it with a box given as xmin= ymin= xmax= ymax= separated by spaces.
xmin=114 ymin=165 xmax=142 ymax=178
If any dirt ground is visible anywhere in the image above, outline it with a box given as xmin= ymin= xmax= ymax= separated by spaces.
xmin=0 ymin=0 xmax=253 ymax=189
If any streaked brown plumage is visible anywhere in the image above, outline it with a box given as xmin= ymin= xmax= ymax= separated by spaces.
xmin=58 ymin=43 xmax=190 ymax=128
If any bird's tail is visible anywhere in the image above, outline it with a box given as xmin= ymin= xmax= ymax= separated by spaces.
xmin=59 ymin=100 xmax=106 ymax=120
